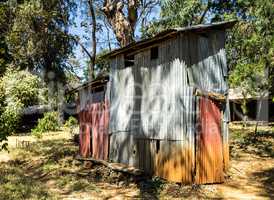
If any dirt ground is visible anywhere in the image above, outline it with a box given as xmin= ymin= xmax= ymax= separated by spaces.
xmin=0 ymin=125 xmax=273 ymax=200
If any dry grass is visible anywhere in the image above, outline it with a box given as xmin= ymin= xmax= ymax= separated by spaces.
xmin=0 ymin=124 xmax=273 ymax=199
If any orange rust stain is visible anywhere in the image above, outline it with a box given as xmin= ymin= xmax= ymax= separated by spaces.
xmin=154 ymin=145 xmax=194 ymax=183
xmin=195 ymin=98 xmax=224 ymax=184
xmin=223 ymin=143 xmax=229 ymax=172
xmin=79 ymin=124 xmax=91 ymax=158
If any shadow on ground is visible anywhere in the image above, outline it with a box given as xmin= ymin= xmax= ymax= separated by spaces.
xmin=0 ymin=124 xmax=273 ymax=199
xmin=230 ymin=127 xmax=274 ymax=158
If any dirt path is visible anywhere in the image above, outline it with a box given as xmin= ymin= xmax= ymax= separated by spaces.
xmin=0 ymin=152 xmax=10 ymax=163
xmin=217 ymin=153 xmax=274 ymax=199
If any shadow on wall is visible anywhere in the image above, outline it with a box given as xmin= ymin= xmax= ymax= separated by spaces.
xmin=109 ymin=30 xmax=227 ymax=187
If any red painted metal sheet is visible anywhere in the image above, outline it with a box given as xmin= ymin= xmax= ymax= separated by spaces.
xmin=195 ymin=98 xmax=224 ymax=184
xmin=79 ymin=122 xmax=91 ymax=158
xmin=91 ymin=101 xmax=109 ymax=160
xmin=79 ymin=100 xmax=109 ymax=160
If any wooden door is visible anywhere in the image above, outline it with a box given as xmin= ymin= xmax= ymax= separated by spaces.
xmin=195 ymin=97 xmax=224 ymax=184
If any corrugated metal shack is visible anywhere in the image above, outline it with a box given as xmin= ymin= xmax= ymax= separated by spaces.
xmin=106 ymin=21 xmax=235 ymax=184
xmin=75 ymin=21 xmax=235 ymax=184
xmin=75 ymin=76 xmax=110 ymax=160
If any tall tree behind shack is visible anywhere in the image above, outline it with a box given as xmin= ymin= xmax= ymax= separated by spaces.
xmin=5 ymin=0 xmax=76 ymax=84
xmin=78 ymin=0 xmax=158 ymax=80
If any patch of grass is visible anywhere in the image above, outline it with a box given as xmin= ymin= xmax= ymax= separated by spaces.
xmin=0 ymin=133 xmax=79 ymax=199
xmin=56 ymin=175 xmax=75 ymax=188
xmin=56 ymin=175 xmax=101 ymax=193
xmin=70 ymin=179 xmax=89 ymax=191
xmin=230 ymin=124 xmax=274 ymax=158
xmin=0 ymin=165 xmax=55 ymax=200
xmin=42 ymin=161 xmax=59 ymax=173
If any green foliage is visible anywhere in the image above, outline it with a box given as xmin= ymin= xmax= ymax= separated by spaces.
xmin=0 ymin=69 xmax=41 ymax=148
xmin=0 ymin=2 xmax=12 ymax=76
xmin=0 ymin=101 xmax=23 ymax=134
xmin=2 ymin=0 xmax=76 ymax=83
xmin=83 ymin=50 xmax=110 ymax=82
xmin=228 ymin=1 xmax=274 ymax=89
xmin=0 ymin=79 xmax=5 ymax=110
xmin=31 ymin=112 xmax=61 ymax=138
xmin=142 ymin=0 xmax=206 ymax=37
xmin=1 ymin=69 xmax=40 ymax=107
xmin=64 ymin=116 xmax=78 ymax=128
xmin=64 ymin=116 xmax=78 ymax=136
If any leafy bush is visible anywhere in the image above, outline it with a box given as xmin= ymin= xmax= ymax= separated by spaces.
xmin=0 ymin=69 xmax=41 ymax=147
xmin=64 ymin=116 xmax=78 ymax=128
xmin=0 ymin=101 xmax=23 ymax=149
xmin=64 ymin=116 xmax=78 ymax=135
xmin=31 ymin=112 xmax=60 ymax=138
xmin=0 ymin=79 xmax=5 ymax=114
xmin=1 ymin=69 xmax=40 ymax=107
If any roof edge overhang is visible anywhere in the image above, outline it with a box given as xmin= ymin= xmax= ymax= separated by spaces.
xmin=66 ymin=76 xmax=109 ymax=94
xmin=104 ymin=20 xmax=237 ymax=58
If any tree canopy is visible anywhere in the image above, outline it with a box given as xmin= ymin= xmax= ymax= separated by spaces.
xmin=0 ymin=69 xmax=41 ymax=149
xmin=0 ymin=0 xmax=76 ymax=82
xmin=142 ymin=0 xmax=273 ymax=96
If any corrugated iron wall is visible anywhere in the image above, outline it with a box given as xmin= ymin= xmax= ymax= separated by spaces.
xmin=79 ymin=89 xmax=109 ymax=160
xmin=222 ymin=97 xmax=230 ymax=172
xmin=109 ymin=35 xmax=196 ymax=182
xmin=187 ymin=30 xmax=228 ymax=94
xmin=108 ymin=30 xmax=230 ymax=183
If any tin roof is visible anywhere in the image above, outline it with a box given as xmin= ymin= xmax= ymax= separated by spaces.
xmin=105 ymin=20 xmax=237 ymax=58
xmin=67 ymin=75 xmax=109 ymax=94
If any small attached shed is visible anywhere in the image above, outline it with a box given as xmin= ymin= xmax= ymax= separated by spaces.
xmin=106 ymin=21 xmax=235 ymax=184
xmin=74 ymin=76 xmax=110 ymax=160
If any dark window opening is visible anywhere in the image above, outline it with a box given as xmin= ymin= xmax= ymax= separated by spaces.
xmin=156 ymin=140 xmax=160 ymax=154
xmin=124 ymin=54 xmax=135 ymax=67
xmin=150 ymin=46 xmax=159 ymax=60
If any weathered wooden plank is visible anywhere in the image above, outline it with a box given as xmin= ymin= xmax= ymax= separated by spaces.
xmin=194 ymin=87 xmax=226 ymax=101
xmin=76 ymin=155 xmax=144 ymax=176
xmin=138 ymin=139 xmax=144 ymax=170
xmin=150 ymin=140 xmax=156 ymax=174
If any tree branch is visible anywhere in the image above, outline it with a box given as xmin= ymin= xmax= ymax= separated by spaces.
xmin=199 ymin=1 xmax=211 ymax=24
xmin=88 ymin=0 xmax=97 ymax=80
xmin=72 ymin=36 xmax=93 ymax=61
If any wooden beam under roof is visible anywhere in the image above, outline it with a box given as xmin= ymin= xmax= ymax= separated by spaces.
xmin=194 ymin=87 xmax=226 ymax=101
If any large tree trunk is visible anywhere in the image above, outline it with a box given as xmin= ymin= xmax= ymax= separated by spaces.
xmin=102 ymin=0 xmax=139 ymax=47
xmin=88 ymin=0 xmax=97 ymax=81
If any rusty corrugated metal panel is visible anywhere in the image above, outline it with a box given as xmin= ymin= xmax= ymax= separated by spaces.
xmin=195 ymin=97 xmax=224 ymax=184
xmin=91 ymin=101 xmax=109 ymax=160
xmin=154 ymin=140 xmax=193 ymax=183
xmin=108 ymin=36 xmax=197 ymax=183
xmin=222 ymin=97 xmax=230 ymax=172
xmin=78 ymin=84 xmax=109 ymax=160
xmin=79 ymin=117 xmax=91 ymax=158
